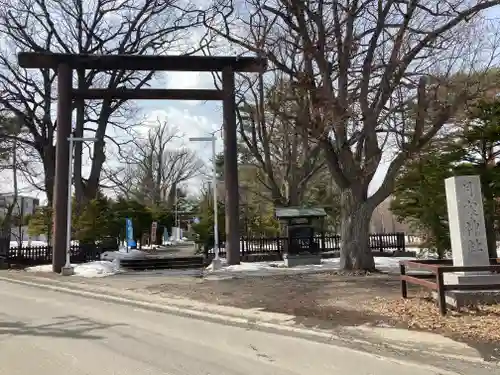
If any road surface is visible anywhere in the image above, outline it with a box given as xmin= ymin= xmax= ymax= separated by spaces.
xmin=0 ymin=280 xmax=456 ymax=375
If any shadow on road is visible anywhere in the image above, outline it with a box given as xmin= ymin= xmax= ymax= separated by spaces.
xmin=0 ymin=314 xmax=126 ymax=340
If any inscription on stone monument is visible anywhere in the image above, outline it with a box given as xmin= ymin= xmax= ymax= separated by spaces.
xmin=445 ymin=175 xmax=489 ymax=267
xmin=461 ymin=180 xmax=486 ymax=254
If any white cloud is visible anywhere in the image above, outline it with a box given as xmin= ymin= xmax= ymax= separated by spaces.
xmin=163 ymin=70 xmax=218 ymax=106
xmin=141 ymin=105 xmax=224 ymax=194
xmin=166 ymin=71 xmax=215 ymax=89
xmin=142 ymin=106 xmax=221 ymax=147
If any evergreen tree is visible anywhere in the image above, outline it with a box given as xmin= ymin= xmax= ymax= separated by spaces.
xmin=392 ymin=100 xmax=500 ymax=259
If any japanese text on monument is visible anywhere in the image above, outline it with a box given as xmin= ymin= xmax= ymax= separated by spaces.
xmin=462 ymin=181 xmax=485 ymax=253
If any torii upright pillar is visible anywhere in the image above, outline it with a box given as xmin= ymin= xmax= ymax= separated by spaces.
xmin=222 ymin=67 xmax=240 ymax=265
xmin=52 ymin=64 xmax=73 ymax=273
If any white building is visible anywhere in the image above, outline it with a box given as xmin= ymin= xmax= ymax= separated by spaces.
xmin=0 ymin=194 xmax=43 ymax=244
xmin=0 ymin=194 xmax=39 ymax=217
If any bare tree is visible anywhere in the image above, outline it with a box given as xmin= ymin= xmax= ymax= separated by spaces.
xmin=0 ymin=115 xmax=14 ymax=166
xmin=201 ymin=42 xmax=326 ymax=207
xmin=236 ymin=72 xmax=326 ymax=206
xmin=204 ymin=0 xmax=500 ymax=270
xmin=0 ymin=115 xmax=24 ymax=243
xmin=105 ymin=119 xmax=205 ymax=207
xmin=0 ymin=0 xmax=208 ymax=205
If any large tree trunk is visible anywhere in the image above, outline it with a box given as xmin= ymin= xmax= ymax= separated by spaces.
xmin=42 ymin=144 xmax=56 ymax=205
xmin=84 ymin=103 xmax=112 ymax=200
xmin=339 ymin=189 xmax=376 ymax=271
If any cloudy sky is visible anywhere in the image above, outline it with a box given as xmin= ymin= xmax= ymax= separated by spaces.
xmin=10 ymin=3 xmax=499 ymax=204
xmin=0 ymin=68 xmax=227 ymax=203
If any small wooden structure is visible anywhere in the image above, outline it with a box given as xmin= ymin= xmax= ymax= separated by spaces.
xmin=275 ymin=207 xmax=326 ymax=266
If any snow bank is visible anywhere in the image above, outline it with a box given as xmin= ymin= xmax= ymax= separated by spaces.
xmin=206 ymin=256 xmax=416 ymax=277
xmin=25 ymin=264 xmax=54 ymax=273
xmin=25 ymin=260 xmax=120 ymax=278
xmin=72 ymin=260 xmax=120 ymax=278
xmin=100 ymin=249 xmax=148 ymax=261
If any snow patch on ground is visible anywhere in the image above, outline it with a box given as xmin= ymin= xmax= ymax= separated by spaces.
xmin=26 ymin=260 xmax=120 ymax=278
xmin=25 ymin=264 xmax=55 ymax=273
xmin=205 ymin=256 xmax=416 ymax=277
xmin=100 ymin=249 xmax=148 ymax=261
xmin=71 ymin=261 xmax=120 ymax=278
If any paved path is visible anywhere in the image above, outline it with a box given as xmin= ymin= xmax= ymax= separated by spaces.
xmin=0 ymin=280 xmax=461 ymax=375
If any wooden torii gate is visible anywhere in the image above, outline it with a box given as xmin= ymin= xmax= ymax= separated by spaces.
xmin=17 ymin=52 xmax=267 ymax=272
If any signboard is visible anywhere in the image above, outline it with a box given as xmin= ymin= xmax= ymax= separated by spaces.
xmin=288 ymin=226 xmax=315 ymax=255
xmin=126 ymin=218 xmax=134 ymax=246
xmin=290 ymin=217 xmax=308 ymax=225
xmin=151 ymin=221 xmax=158 ymax=244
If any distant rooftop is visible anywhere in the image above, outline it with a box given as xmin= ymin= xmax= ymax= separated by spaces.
xmin=275 ymin=207 xmax=327 ymax=219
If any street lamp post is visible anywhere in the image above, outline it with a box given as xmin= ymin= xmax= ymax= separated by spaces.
xmin=189 ymin=135 xmax=221 ymax=270
xmin=61 ymin=134 xmax=98 ymax=276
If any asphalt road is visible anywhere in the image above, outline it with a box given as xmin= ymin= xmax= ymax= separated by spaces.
xmin=0 ymin=280 xmax=456 ymax=375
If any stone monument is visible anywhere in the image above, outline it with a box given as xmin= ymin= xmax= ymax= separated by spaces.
xmin=444 ymin=175 xmax=500 ymax=307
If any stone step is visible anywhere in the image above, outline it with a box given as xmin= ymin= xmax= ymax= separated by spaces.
xmin=119 ymin=256 xmax=205 ymax=271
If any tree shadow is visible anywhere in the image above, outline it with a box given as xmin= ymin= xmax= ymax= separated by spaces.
xmin=0 ymin=314 xmax=126 ymax=340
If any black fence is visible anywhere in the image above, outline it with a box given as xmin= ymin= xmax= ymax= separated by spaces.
xmin=3 ymin=243 xmax=117 ymax=267
xmin=206 ymin=232 xmax=406 ymax=258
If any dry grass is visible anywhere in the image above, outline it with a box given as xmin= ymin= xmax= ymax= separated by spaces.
xmin=367 ymin=294 xmax=500 ymax=343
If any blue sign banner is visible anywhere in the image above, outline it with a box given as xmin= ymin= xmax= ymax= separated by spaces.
xmin=126 ymin=218 xmax=134 ymax=246
xmin=163 ymin=228 xmax=169 ymax=242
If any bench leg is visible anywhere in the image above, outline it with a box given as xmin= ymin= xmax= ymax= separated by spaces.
xmin=400 ymin=263 xmax=408 ymax=299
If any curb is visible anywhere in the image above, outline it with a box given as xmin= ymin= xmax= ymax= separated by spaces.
xmin=0 ymin=275 xmax=493 ymax=369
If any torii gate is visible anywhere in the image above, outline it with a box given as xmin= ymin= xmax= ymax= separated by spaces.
xmin=17 ymin=52 xmax=267 ymax=272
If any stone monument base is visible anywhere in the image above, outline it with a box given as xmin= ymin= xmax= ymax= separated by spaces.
xmin=283 ymin=253 xmax=321 ymax=267
xmin=444 ymin=273 xmax=500 ymax=285
xmin=434 ymin=273 xmax=500 ymax=308
xmin=61 ymin=266 xmax=75 ymax=276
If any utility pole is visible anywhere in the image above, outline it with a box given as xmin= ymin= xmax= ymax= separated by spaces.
xmin=189 ymin=135 xmax=221 ymax=269
xmin=61 ymin=134 xmax=97 ymax=276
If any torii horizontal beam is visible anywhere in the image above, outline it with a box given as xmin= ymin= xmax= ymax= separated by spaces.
xmin=18 ymin=52 xmax=266 ymax=72
xmin=72 ymin=88 xmax=224 ymax=101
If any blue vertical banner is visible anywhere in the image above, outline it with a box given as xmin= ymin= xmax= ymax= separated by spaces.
xmin=163 ymin=228 xmax=169 ymax=244
xmin=126 ymin=218 xmax=134 ymax=247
